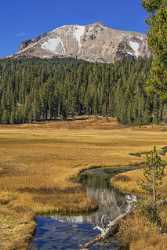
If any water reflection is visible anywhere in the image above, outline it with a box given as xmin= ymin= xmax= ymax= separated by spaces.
xmin=53 ymin=186 xmax=127 ymax=230
xmin=30 ymin=168 xmax=131 ymax=250
xmin=29 ymin=217 xmax=102 ymax=250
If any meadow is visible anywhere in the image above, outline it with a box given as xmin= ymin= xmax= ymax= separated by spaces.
xmin=1 ymin=117 xmax=167 ymax=249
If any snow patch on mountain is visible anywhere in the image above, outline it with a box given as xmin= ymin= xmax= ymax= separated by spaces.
xmin=127 ymin=51 xmax=134 ymax=56
xmin=41 ymin=38 xmax=65 ymax=54
xmin=129 ymin=41 xmax=140 ymax=57
xmin=15 ymin=23 xmax=150 ymax=63
xmin=73 ymin=25 xmax=85 ymax=48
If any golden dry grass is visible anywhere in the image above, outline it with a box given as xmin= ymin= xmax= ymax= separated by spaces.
xmin=0 ymin=192 xmax=35 ymax=250
xmin=119 ymin=210 xmax=167 ymax=250
xmin=112 ymin=155 xmax=167 ymax=196
xmin=1 ymin=117 xmax=167 ymax=249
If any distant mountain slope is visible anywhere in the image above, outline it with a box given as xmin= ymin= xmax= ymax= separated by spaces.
xmin=15 ymin=22 xmax=150 ymax=63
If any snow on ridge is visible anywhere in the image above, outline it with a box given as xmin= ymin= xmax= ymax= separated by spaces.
xmin=41 ymin=38 xmax=65 ymax=54
xmin=51 ymin=24 xmax=85 ymax=49
xmin=52 ymin=25 xmax=67 ymax=32
xmin=129 ymin=41 xmax=140 ymax=57
xmin=73 ymin=25 xmax=85 ymax=48
xmin=52 ymin=24 xmax=84 ymax=32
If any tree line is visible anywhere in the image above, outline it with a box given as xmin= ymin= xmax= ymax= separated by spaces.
xmin=0 ymin=57 xmax=165 ymax=124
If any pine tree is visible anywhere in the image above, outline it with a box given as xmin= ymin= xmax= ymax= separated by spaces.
xmin=139 ymin=146 xmax=165 ymax=224
xmin=143 ymin=0 xmax=167 ymax=101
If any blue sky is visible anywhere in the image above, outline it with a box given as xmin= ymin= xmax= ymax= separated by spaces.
xmin=0 ymin=0 xmax=148 ymax=57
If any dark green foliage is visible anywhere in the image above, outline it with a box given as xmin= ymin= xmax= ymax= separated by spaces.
xmin=141 ymin=147 xmax=164 ymax=204
xmin=143 ymin=0 xmax=164 ymax=12
xmin=0 ymin=57 xmax=164 ymax=124
xmin=139 ymin=146 xmax=165 ymax=224
xmin=143 ymin=0 xmax=167 ymax=101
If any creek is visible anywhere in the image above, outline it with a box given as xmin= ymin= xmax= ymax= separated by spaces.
xmin=29 ymin=166 xmax=137 ymax=250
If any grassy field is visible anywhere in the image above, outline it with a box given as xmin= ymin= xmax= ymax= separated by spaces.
xmin=1 ymin=117 xmax=167 ymax=249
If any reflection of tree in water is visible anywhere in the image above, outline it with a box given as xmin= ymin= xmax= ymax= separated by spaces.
xmin=86 ymin=187 xmax=126 ymax=229
xmin=53 ymin=185 xmax=128 ymax=231
xmin=30 ymin=168 xmax=136 ymax=250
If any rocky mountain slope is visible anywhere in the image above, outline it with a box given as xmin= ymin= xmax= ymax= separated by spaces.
xmin=15 ymin=22 xmax=150 ymax=63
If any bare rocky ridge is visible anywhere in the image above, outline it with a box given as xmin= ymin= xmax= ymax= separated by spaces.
xmin=16 ymin=22 xmax=150 ymax=63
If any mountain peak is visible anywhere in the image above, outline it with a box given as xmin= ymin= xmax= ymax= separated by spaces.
xmin=89 ymin=21 xmax=105 ymax=27
xmin=16 ymin=23 xmax=150 ymax=63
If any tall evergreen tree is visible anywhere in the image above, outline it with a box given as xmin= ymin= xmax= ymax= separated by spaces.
xmin=139 ymin=146 xmax=165 ymax=225
xmin=143 ymin=0 xmax=167 ymax=101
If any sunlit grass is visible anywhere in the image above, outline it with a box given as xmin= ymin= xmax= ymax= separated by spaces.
xmin=1 ymin=117 xmax=167 ymax=249
xmin=119 ymin=209 xmax=167 ymax=250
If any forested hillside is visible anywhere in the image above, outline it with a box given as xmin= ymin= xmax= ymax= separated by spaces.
xmin=0 ymin=57 xmax=165 ymax=124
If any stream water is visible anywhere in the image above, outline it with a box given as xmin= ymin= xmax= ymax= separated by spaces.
xmin=29 ymin=167 xmax=136 ymax=250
